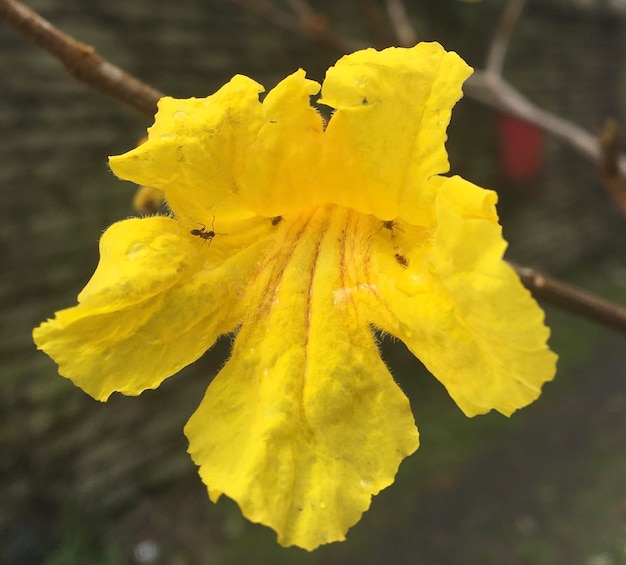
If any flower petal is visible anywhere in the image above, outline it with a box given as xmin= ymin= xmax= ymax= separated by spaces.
xmin=361 ymin=177 xmax=557 ymax=417
xmin=236 ymin=70 xmax=325 ymax=216
xmin=185 ymin=205 xmax=418 ymax=550
xmin=109 ymin=75 xmax=265 ymax=223
xmin=318 ymin=42 xmax=472 ymax=222
xmin=33 ymin=217 xmax=261 ymax=400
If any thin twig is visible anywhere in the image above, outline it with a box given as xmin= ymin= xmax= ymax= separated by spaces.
xmin=0 ymin=0 xmax=163 ymax=117
xmin=285 ymin=0 xmax=336 ymax=46
xmin=464 ymin=71 xmax=626 ymax=177
xmin=510 ymin=263 xmax=626 ymax=334
xmin=597 ymin=118 xmax=626 ymax=217
xmin=356 ymin=0 xmax=397 ymax=48
xmin=384 ymin=0 xmax=417 ymax=47
xmin=286 ymin=0 xmax=316 ymax=20
xmin=227 ymin=0 xmax=368 ymax=53
xmin=479 ymin=0 xmax=626 ymax=176
xmin=230 ymin=0 xmax=299 ymax=30
xmin=485 ymin=0 xmax=527 ymax=76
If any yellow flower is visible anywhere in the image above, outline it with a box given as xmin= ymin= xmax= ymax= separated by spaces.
xmin=33 ymin=43 xmax=557 ymax=550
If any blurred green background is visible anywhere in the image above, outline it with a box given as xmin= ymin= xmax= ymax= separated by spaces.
xmin=1 ymin=0 xmax=625 ymax=563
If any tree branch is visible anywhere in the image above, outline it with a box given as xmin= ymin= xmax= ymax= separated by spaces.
xmin=474 ymin=0 xmax=626 ymax=176
xmin=597 ymin=117 xmax=626 ymax=218
xmin=485 ymin=0 xmax=527 ymax=76
xmin=286 ymin=0 xmax=316 ymax=20
xmin=463 ymin=71 xmax=626 ymax=175
xmin=227 ymin=0 xmax=367 ymax=52
xmin=384 ymin=0 xmax=417 ymax=47
xmin=511 ymin=263 xmax=626 ymax=334
xmin=0 ymin=0 xmax=163 ymax=117
xmin=355 ymin=0 xmax=397 ymax=48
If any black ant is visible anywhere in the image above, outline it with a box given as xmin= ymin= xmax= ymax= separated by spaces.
xmin=190 ymin=216 xmax=226 ymax=244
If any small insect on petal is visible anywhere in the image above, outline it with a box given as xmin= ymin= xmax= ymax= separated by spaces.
xmin=191 ymin=216 xmax=227 ymax=244
xmin=395 ymin=253 xmax=409 ymax=268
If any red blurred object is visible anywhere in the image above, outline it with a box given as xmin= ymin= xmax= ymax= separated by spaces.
xmin=498 ymin=115 xmax=545 ymax=182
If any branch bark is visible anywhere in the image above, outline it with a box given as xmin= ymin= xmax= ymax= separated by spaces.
xmin=384 ymin=0 xmax=417 ymax=47
xmin=463 ymin=71 xmax=626 ymax=174
xmin=227 ymin=0 xmax=367 ymax=52
xmin=0 ymin=0 xmax=163 ymax=117
xmin=474 ymin=0 xmax=626 ymax=176
xmin=511 ymin=263 xmax=626 ymax=334
xmin=485 ymin=0 xmax=527 ymax=76
xmin=597 ymin=118 xmax=626 ymax=217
